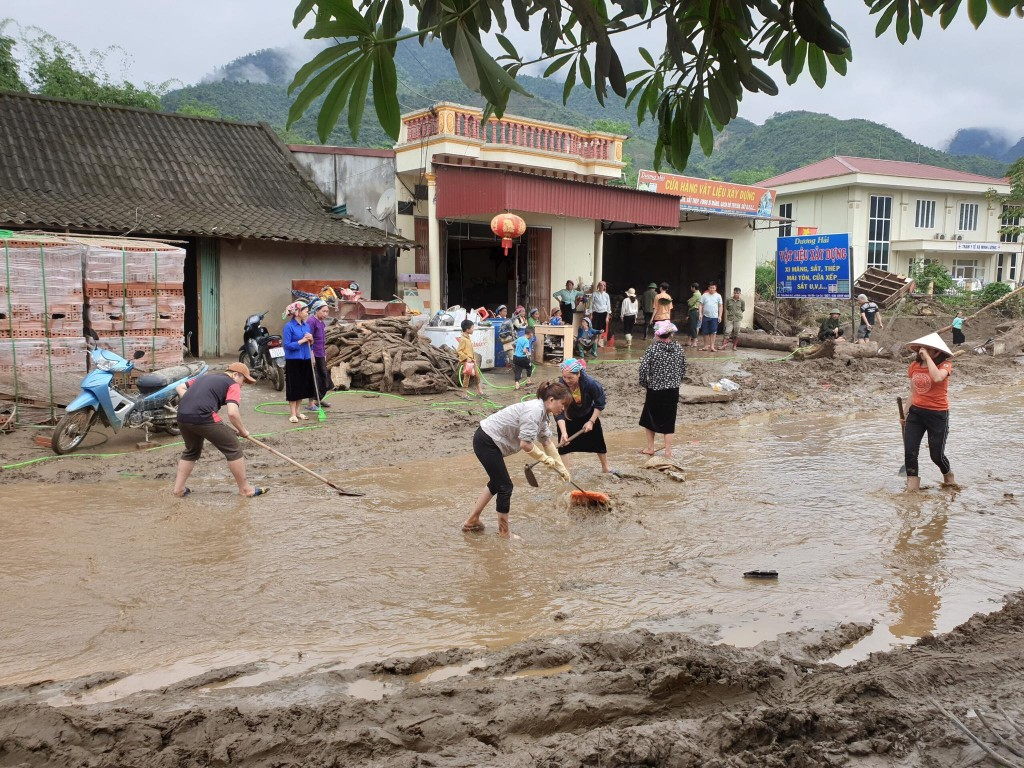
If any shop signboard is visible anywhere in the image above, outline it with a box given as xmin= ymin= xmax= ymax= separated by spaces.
xmin=776 ymin=233 xmax=851 ymax=299
xmin=636 ymin=170 xmax=775 ymax=217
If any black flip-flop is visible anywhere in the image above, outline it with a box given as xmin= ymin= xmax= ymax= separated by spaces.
xmin=178 ymin=487 xmax=191 ymax=497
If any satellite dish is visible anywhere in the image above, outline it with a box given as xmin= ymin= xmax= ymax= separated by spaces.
xmin=375 ymin=188 xmax=397 ymax=219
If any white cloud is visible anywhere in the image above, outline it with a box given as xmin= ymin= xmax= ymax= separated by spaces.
xmin=3 ymin=1 xmax=1021 ymax=149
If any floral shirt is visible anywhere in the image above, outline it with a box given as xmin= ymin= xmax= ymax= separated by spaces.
xmin=638 ymin=340 xmax=687 ymax=391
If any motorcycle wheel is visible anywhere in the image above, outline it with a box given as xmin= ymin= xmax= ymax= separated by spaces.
xmin=52 ymin=408 xmax=96 ymax=454
xmin=269 ymin=356 xmax=285 ymax=391
xmin=161 ymin=422 xmax=182 ymax=436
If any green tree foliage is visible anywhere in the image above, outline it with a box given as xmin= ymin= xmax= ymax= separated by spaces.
xmin=989 ymin=157 xmax=1024 ymax=243
xmin=731 ymin=166 xmax=780 ymax=185
xmin=910 ymin=260 xmax=954 ymax=294
xmin=174 ymin=98 xmax=222 ymax=119
xmin=755 ymin=261 xmax=776 ymax=300
xmin=0 ymin=34 xmax=26 ymax=91
xmin=3 ymin=25 xmax=165 ymax=109
xmin=288 ymin=0 xmax=1022 ymax=169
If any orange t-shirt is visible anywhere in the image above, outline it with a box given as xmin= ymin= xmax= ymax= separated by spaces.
xmin=908 ymin=360 xmax=952 ymax=411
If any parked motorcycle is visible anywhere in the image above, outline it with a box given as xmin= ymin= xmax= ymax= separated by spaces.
xmin=52 ymin=347 xmax=208 ymax=454
xmin=240 ymin=310 xmax=285 ymax=391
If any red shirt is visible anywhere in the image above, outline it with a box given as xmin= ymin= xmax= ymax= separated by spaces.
xmin=908 ymin=360 xmax=952 ymax=411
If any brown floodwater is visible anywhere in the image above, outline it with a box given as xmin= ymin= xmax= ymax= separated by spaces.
xmin=2 ymin=386 xmax=1023 ymax=703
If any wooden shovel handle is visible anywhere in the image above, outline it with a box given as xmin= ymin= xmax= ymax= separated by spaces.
xmin=897 ymin=396 xmax=905 ymax=421
xmin=245 ymin=435 xmax=363 ymax=497
xmin=526 ymin=426 xmax=587 ymax=469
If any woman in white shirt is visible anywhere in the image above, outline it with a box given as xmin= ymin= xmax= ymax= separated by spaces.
xmin=589 ymin=281 xmax=612 ymax=345
xmin=620 ymin=287 xmax=639 ymax=347
xmin=462 ymin=381 xmax=572 ymax=537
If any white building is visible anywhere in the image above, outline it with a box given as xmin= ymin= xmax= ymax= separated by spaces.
xmin=757 ymin=157 xmax=1019 ymax=288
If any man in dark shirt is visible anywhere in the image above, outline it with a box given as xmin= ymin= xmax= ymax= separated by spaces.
xmin=172 ymin=362 xmax=268 ymax=498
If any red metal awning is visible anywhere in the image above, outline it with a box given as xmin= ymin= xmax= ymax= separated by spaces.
xmin=434 ymin=164 xmax=679 ymax=227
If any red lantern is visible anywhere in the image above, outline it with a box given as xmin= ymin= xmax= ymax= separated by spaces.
xmin=490 ymin=213 xmax=527 ymax=256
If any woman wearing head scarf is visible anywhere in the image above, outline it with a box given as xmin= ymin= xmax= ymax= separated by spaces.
xmin=306 ymin=299 xmax=332 ymax=411
xmin=556 ymin=358 xmax=611 ymax=474
xmin=511 ymin=305 xmax=528 ymax=337
xmin=902 ymin=333 xmax=956 ymax=491
xmin=527 ymin=307 xmax=541 ymax=329
xmin=282 ymin=301 xmax=316 ymax=423
xmin=576 ymin=315 xmax=599 ymax=358
xmin=638 ymin=320 xmax=687 ymax=457
xmin=462 ymin=381 xmax=572 ymax=537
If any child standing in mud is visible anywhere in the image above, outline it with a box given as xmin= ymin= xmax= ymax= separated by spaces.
xmin=462 ymin=382 xmax=572 ymax=537
xmin=457 ymin=320 xmax=483 ymax=396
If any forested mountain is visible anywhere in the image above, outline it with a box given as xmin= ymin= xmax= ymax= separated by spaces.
xmin=162 ymin=35 xmax=1012 ymax=183
xmin=946 ymin=127 xmax=1024 ymax=163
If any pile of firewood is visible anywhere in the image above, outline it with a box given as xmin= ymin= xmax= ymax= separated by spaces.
xmin=323 ymin=317 xmax=460 ymax=395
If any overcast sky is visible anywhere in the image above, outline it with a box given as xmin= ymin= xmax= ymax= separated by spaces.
xmin=4 ymin=0 xmax=1022 ymax=149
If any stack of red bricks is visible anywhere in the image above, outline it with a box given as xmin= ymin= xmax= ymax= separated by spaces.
xmin=0 ymin=235 xmax=88 ymax=404
xmin=80 ymin=240 xmax=186 ymax=371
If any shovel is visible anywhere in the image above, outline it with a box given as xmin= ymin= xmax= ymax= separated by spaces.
xmin=245 ymin=435 xmax=364 ymax=496
xmin=897 ymin=396 xmax=907 ymax=477
xmin=524 ymin=427 xmax=586 ymax=487
xmin=310 ymin=355 xmax=327 ymax=422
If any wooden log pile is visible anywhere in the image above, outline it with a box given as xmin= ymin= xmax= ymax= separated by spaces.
xmin=322 ymin=317 xmax=459 ymax=395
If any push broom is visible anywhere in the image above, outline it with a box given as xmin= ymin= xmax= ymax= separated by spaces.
xmin=523 ymin=428 xmax=610 ymax=506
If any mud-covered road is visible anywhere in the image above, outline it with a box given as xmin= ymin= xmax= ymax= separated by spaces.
xmin=2 ymin=315 xmax=1024 ymax=766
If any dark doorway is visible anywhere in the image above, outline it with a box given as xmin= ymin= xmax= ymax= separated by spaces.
xmin=444 ymin=221 xmax=528 ymax=312
xmin=602 ymin=232 xmax=727 ymax=326
xmin=370 ymin=247 xmax=399 ymax=300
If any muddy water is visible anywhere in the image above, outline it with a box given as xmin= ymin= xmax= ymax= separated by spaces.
xmin=2 ymin=387 xmax=1023 ymax=698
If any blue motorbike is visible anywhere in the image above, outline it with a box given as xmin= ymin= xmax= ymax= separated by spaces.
xmin=51 ymin=347 xmax=208 ymax=454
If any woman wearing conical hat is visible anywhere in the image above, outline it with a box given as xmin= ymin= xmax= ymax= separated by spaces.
xmin=901 ymin=333 xmax=956 ymax=491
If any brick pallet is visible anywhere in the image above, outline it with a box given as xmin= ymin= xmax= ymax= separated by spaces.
xmin=1 ymin=235 xmax=88 ymax=406
xmin=82 ymin=242 xmax=186 ymax=372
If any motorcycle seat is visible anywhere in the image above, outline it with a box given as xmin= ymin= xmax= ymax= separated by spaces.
xmin=136 ymin=363 xmax=206 ymax=395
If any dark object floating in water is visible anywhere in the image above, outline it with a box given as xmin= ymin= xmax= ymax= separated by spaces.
xmin=743 ymin=570 xmax=779 ymax=579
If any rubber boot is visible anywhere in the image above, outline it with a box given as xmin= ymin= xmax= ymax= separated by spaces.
xmin=906 ymin=476 xmax=921 ymax=492
xmin=625 ymin=333 xmax=632 ymax=347
xmin=942 ymin=472 xmax=957 ymax=487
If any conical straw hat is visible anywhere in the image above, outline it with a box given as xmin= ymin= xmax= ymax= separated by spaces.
xmin=907 ymin=332 xmax=951 ymax=356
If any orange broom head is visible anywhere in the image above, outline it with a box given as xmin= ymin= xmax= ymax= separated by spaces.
xmin=570 ymin=489 xmax=610 ymax=506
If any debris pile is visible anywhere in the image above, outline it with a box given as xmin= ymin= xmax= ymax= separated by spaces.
xmin=323 ymin=317 xmax=459 ymax=395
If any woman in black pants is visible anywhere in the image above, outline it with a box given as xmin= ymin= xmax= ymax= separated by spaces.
xmin=901 ymin=333 xmax=956 ymax=491
xmin=461 ymin=381 xmax=572 ymax=537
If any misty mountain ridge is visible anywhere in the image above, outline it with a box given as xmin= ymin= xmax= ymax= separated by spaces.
xmin=164 ymin=36 xmax=1014 ymax=182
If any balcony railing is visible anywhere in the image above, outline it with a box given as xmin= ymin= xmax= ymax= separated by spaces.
xmin=403 ymin=105 xmax=621 ymax=164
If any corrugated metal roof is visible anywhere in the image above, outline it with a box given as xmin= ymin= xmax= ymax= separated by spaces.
xmin=0 ymin=92 xmax=410 ymax=247
xmin=434 ymin=164 xmax=679 ymax=227
xmin=762 ymin=156 xmax=1008 ymax=187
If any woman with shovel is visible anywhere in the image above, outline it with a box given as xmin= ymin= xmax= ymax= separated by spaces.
xmin=556 ymin=358 xmax=612 ymax=474
xmin=461 ymin=381 xmax=572 ymax=537
xmin=901 ymin=332 xmax=956 ymax=491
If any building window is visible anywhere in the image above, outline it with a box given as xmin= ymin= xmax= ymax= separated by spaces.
xmin=1001 ymin=203 xmax=1021 ymax=243
xmin=952 ymin=259 xmax=984 ymax=281
xmin=868 ymin=195 xmax=892 ymax=271
xmin=778 ymin=202 xmax=792 ymax=237
xmin=999 ymin=253 xmax=1018 ymax=283
xmin=915 ymin=199 xmax=936 ymax=229
xmin=958 ymin=203 xmax=979 ymax=231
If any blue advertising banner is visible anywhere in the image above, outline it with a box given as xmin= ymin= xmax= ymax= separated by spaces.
xmin=775 ymin=233 xmax=851 ymax=299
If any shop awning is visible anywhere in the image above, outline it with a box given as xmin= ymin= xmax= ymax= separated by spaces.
xmin=434 ymin=163 xmax=680 ymax=228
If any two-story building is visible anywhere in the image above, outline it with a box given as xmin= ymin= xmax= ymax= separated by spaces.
xmin=389 ymin=103 xmax=767 ymax=328
xmin=757 ymin=157 xmax=1018 ymax=289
